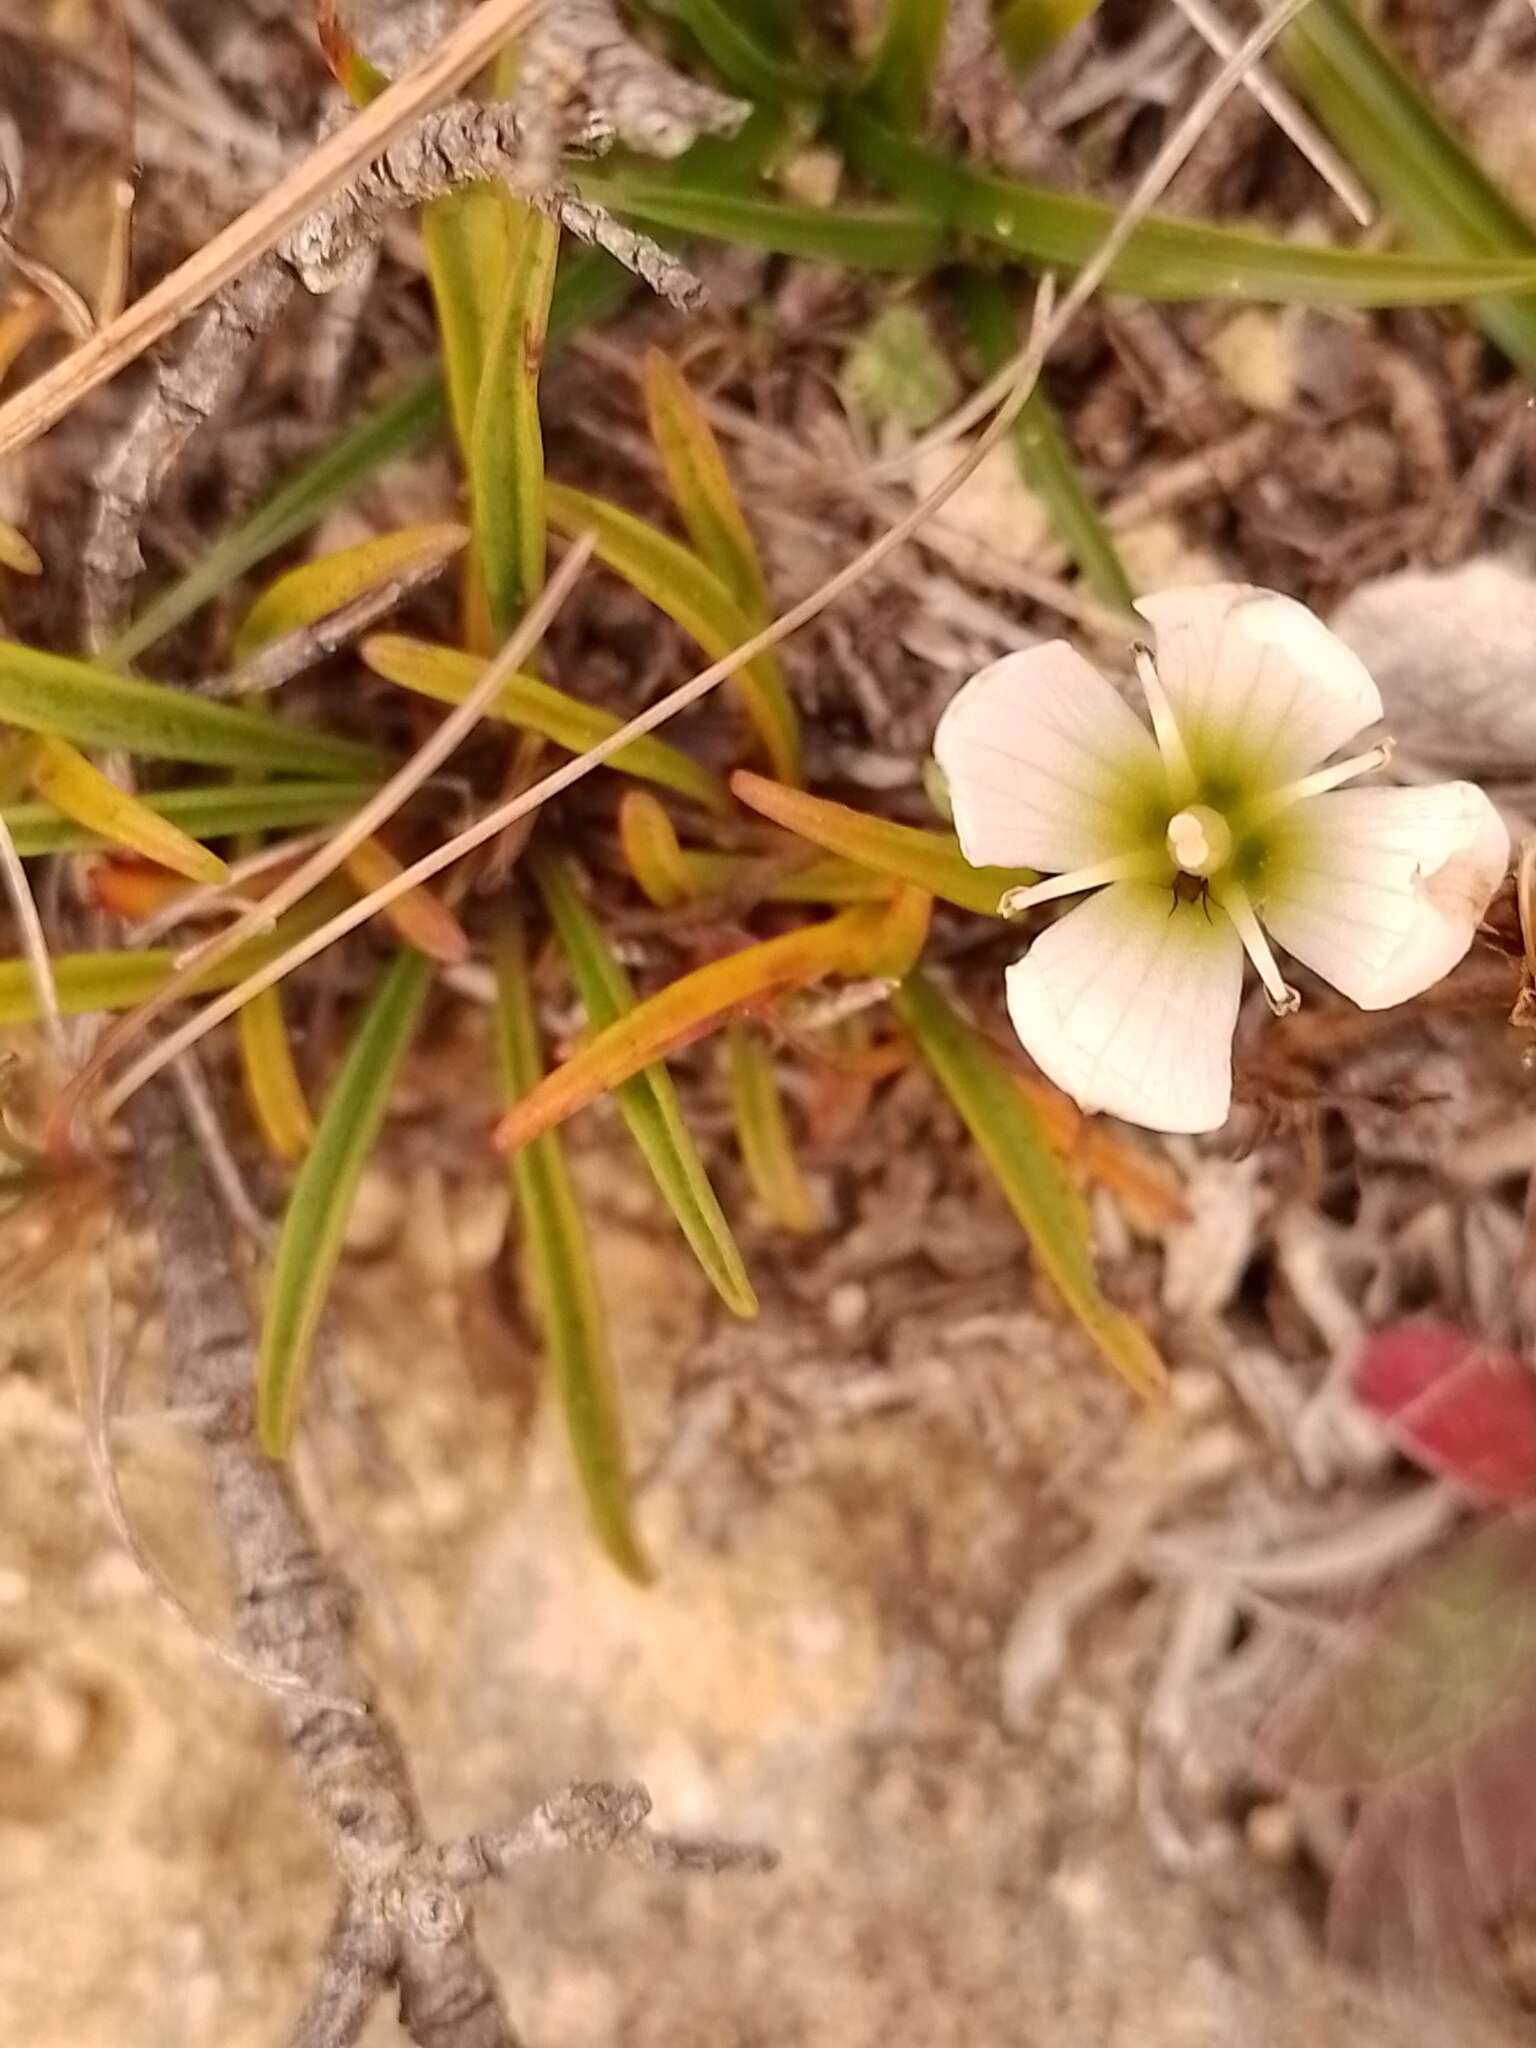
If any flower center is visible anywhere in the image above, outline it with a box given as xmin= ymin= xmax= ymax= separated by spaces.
xmin=1165 ymin=805 xmax=1232 ymax=878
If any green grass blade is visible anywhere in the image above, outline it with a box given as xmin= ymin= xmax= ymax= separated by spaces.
xmin=535 ymin=848 xmax=757 ymax=1316
xmin=838 ymin=105 xmax=1536 ymax=304
xmin=956 ymin=272 xmax=1135 ymax=614
xmin=1283 ymin=0 xmax=1536 ymax=374
xmin=107 ymin=372 xmax=447 ymax=666
xmin=0 ymin=882 xmax=350 ymax=1025
xmin=573 ymin=165 xmax=948 ymax=269
xmin=360 ymin=632 xmax=728 ymax=810
xmin=649 ymin=0 xmax=816 ymax=99
xmin=425 ymin=183 xmax=517 ymax=462
xmin=1 ymin=778 xmax=379 ymax=857
xmin=471 ymin=207 xmax=561 ymax=638
xmin=258 ymin=948 xmax=432 ymax=1456
xmin=894 ymin=971 xmax=1166 ymax=1402
xmin=0 ymin=641 xmax=384 ymax=778
xmin=726 ymin=1019 xmax=815 ymax=1233
xmin=545 ymin=481 xmax=801 ymax=782
xmin=494 ymin=911 xmax=653 ymax=1583
xmin=862 ymin=0 xmax=948 ymax=127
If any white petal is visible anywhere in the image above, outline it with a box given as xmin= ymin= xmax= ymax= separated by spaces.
xmin=1135 ymin=583 xmax=1383 ymax=793
xmin=934 ymin=641 xmax=1164 ymax=873
xmin=1005 ymin=881 xmax=1245 ymax=1134
xmin=1259 ymin=783 xmax=1510 ymax=1011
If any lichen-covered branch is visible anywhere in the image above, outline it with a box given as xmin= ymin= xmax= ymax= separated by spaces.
xmin=81 ymin=7 xmax=745 ymax=639
xmin=128 ymin=1087 xmax=775 ymax=2047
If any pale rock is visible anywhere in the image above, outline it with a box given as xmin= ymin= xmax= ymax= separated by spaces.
xmin=911 ymin=438 xmax=1053 ymax=570
xmin=1203 ymin=309 xmax=1299 ymax=414
xmin=1330 ymin=556 xmax=1536 ymax=775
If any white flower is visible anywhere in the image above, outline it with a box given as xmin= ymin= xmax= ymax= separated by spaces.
xmin=935 ymin=583 xmax=1510 ymax=1136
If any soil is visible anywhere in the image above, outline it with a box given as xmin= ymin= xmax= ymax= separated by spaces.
xmin=0 ymin=1022 xmax=1527 ymax=2047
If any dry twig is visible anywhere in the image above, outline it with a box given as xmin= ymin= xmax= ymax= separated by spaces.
xmin=127 ymin=1086 xmax=773 ymax=2048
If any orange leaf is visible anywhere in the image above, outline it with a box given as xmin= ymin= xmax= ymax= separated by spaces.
xmin=494 ymin=902 xmax=897 ymax=1153
xmin=341 ymin=835 xmax=470 ymax=965
xmin=85 ymin=857 xmax=187 ymax=921
xmin=618 ymin=789 xmax=695 ymax=908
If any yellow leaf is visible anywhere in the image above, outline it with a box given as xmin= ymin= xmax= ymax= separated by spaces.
xmin=234 ymin=524 xmax=468 ymax=660
xmin=362 ymin=632 xmax=728 ymax=812
xmin=0 ymin=521 xmax=42 ymax=575
xmin=618 ymin=789 xmax=695 ymax=907
xmin=732 ymin=769 xmax=1032 ymax=915
xmin=30 ymin=737 xmax=227 ymax=885
xmin=641 ymin=348 xmax=773 ymax=626
xmin=239 ymin=984 xmax=314 ymax=1165
xmin=727 ymin=1022 xmax=816 ymax=1232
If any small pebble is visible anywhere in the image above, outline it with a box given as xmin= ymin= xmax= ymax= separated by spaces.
xmin=825 ymin=1282 xmax=869 ymax=1339
xmin=1245 ymin=1802 xmax=1298 ymax=1865
xmin=343 ymin=1166 xmax=405 ymax=1255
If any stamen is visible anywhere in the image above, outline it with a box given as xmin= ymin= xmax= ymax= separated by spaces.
xmin=1166 ymin=804 xmax=1232 ymax=877
xmin=1243 ymin=741 xmax=1393 ymax=826
xmin=1000 ymin=848 xmax=1164 ymax=918
xmin=1133 ymin=643 xmax=1197 ymax=804
xmin=1216 ymin=879 xmax=1299 ymax=1016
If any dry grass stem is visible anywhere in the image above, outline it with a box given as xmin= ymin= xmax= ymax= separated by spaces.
xmin=1167 ymin=0 xmax=1373 ymax=223
xmin=0 ymin=0 xmax=546 ymax=462
xmin=0 ymin=809 xmax=65 ymax=1062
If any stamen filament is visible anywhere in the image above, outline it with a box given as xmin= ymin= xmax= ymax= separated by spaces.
xmin=1134 ymin=644 xmax=1197 ymax=805
xmin=1241 ymin=742 xmax=1392 ymax=827
xmin=1000 ymin=848 xmax=1165 ymax=918
xmin=1216 ymin=879 xmax=1299 ymax=1015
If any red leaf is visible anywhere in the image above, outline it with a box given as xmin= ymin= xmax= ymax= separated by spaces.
xmin=1353 ymin=1321 xmax=1536 ymax=1504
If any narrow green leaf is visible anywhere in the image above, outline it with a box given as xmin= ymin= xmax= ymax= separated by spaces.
xmin=425 ymin=183 xmax=517 ymax=462
xmin=862 ymin=0 xmax=948 ymax=127
xmin=0 ymin=778 xmax=377 ymax=857
xmin=535 ymin=848 xmax=757 ymax=1316
xmin=732 ymin=769 xmax=1031 ymax=914
xmin=956 ymin=271 xmax=1135 ymax=614
xmin=0 ymin=640 xmax=384 ymax=778
xmin=649 ymin=0 xmax=816 ymax=99
xmin=573 ymin=164 xmax=948 ymax=269
xmin=258 ymin=949 xmax=432 ymax=1456
xmin=361 ymin=632 xmax=729 ymax=811
xmin=1283 ymin=0 xmax=1536 ymax=375
xmin=838 ymin=105 xmax=1536 ymax=304
xmin=726 ymin=1020 xmax=816 ymax=1232
xmin=894 ymin=971 xmax=1166 ymax=1402
xmin=0 ymin=882 xmax=350 ymax=1025
xmin=471 ymin=206 xmax=562 ymax=638
xmin=494 ymin=912 xmax=653 ymax=1583
xmin=107 ymin=252 xmax=626 ymax=667
xmin=545 ymin=481 xmax=801 ymax=783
